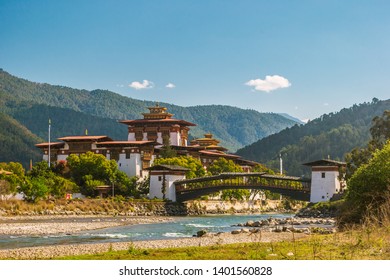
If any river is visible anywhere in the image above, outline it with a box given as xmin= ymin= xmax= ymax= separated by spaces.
xmin=0 ymin=213 xmax=293 ymax=250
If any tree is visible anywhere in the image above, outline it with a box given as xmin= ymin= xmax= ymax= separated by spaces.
xmin=208 ymin=157 xmax=243 ymax=175
xmin=345 ymin=110 xmax=390 ymax=179
xmin=67 ymin=152 xmax=117 ymax=196
xmin=153 ymin=156 xmax=206 ymax=179
xmin=66 ymin=152 xmax=137 ymax=197
xmin=370 ymin=110 xmax=390 ymax=148
xmin=159 ymin=135 xmax=177 ymax=158
xmin=339 ymin=141 xmax=390 ymax=225
xmin=0 ymin=162 xmax=27 ymax=195
xmin=0 ymin=179 xmax=12 ymax=196
xmin=28 ymin=161 xmax=77 ymax=198
xmin=19 ymin=177 xmax=48 ymax=203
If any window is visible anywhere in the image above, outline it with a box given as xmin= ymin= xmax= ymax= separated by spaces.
xmin=321 ymin=172 xmax=326 ymax=178
xmin=158 ymin=176 xmax=162 ymax=181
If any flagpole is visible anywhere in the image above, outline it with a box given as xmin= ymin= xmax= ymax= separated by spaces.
xmin=48 ymin=119 xmax=51 ymax=168
xmin=279 ymin=153 xmax=283 ymax=175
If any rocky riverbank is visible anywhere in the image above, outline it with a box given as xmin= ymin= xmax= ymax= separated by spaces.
xmin=233 ymin=217 xmax=336 ymax=234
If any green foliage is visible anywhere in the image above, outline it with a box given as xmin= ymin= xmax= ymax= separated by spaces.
xmin=19 ymin=177 xmax=48 ymax=203
xmin=220 ymin=189 xmax=250 ymax=201
xmin=153 ymin=156 xmax=206 ymax=179
xmin=12 ymin=104 xmax=127 ymax=142
xmin=159 ymin=135 xmax=177 ymax=158
xmin=66 ymin=152 xmax=137 ymax=197
xmin=113 ymin=172 xmax=138 ymax=197
xmin=0 ymin=113 xmax=42 ymax=168
xmin=345 ymin=110 xmax=390 ymax=179
xmin=67 ymin=152 xmax=117 ymax=186
xmin=237 ymin=99 xmax=390 ymax=176
xmin=0 ymin=179 xmax=12 ymax=196
xmin=27 ymin=161 xmax=77 ymax=199
xmin=0 ymin=162 xmax=28 ymax=195
xmin=251 ymin=163 xmax=275 ymax=174
xmin=263 ymin=190 xmax=281 ymax=200
xmin=208 ymin=157 xmax=243 ymax=175
xmin=340 ymin=141 xmax=390 ymax=224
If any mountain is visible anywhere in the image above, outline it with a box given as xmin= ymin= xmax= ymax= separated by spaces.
xmin=0 ymin=69 xmax=298 ymax=153
xmin=278 ymin=113 xmax=305 ymax=124
xmin=0 ymin=113 xmax=42 ymax=166
xmin=236 ymin=98 xmax=390 ymax=176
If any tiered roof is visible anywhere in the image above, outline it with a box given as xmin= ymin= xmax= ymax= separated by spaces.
xmin=119 ymin=104 xmax=196 ymax=126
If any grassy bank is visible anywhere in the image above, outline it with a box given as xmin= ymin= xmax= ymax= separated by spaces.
xmin=59 ymin=225 xmax=390 ymax=260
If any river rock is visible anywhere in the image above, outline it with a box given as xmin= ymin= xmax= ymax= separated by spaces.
xmin=252 ymin=221 xmax=261 ymax=227
xmin=261 ymin=220 xmax=269 ymax=226
xmin=245 ymin=220 xmax=255 ymax=227
xmin=196 ymin=230 xmax=208 ymax=237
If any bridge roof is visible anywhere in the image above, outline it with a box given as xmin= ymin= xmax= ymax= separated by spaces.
xmin=303 ymin=159 xmax=346 ymax=167
xmin=146 ymin=164 xmax=189 ymax=171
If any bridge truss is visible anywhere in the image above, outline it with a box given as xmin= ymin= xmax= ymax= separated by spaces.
xmin=174 ymin=172 xmax=311 ymax=201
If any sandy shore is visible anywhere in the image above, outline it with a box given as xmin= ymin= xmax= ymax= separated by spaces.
xmin=0 ymin=215 xmax=309 ymax=259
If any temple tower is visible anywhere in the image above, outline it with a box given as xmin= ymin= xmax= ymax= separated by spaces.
xmin=120 ymin=105 xmax=196 ymax=147
xmin=303 ymin=159 xmax=346 ymax=203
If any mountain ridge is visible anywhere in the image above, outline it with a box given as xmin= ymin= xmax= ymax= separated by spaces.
xmin=236 ymin=98 xmax=390 ymax=176
xmin=0 ymin=69 xmax=298 ymax=166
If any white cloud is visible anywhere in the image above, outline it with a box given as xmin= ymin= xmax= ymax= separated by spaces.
xmin=323 ymin=102 xmax=329 ymax=106
xmin=166 ymin=83 xmax=176 ymax=89
xmin=129 ymin=80 xmax=154 ymax=90
xmin=245 ymin=75 xmax=291 ymax=92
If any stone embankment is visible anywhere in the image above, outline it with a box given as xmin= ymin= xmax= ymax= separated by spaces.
xmin=0 ymin=199 xmax=286 ymax=217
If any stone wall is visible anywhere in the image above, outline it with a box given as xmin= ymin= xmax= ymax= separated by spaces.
xmin=0 ymin=199 xmax=286 ymax=217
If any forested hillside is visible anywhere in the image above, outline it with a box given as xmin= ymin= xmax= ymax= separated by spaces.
xmin=236 ymin=99 xmax=390 ymax=176
xmin=11 ymin=104 xmax=127 ymax=141
xmin=0 ymin=113 xmax=42 ymax=166
xmin=0 ymin=69 xmax=297 ymax=152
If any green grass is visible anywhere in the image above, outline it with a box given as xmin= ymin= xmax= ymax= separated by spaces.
xmin=58 ymin=226 xmax=390 ymax=260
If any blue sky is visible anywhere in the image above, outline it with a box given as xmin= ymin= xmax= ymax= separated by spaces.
xmin=1 ymin=0 xmax=389 ymax=121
